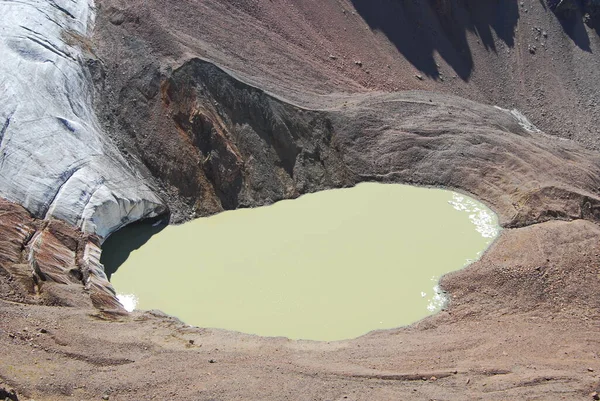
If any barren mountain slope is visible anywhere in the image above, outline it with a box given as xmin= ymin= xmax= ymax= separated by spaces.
xmin=96 ymin=0 xmax=600 ymax=148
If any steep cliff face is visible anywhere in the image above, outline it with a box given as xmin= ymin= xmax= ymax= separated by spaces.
xmin=91 ymin=57 xmax=600 ymax=229
xmin=0 ymin=0 xmax=166 ymax=239
xmin=97 ymin=59 xmax=353 ymax=219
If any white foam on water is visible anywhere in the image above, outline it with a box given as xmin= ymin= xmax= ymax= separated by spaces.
xmin=449 ymin=193 xmax=499 ymax=239
xmin=427 ymin=285 xmax=446 ymax=313
xmin=430 ymin=193 xmax=500 ymax=314
xmin=117 ymin=294 xmax=138 ymax=312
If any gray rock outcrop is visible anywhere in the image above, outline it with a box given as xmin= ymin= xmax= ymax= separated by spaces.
xmin=0 ymin=0 xmax=165 ymax=238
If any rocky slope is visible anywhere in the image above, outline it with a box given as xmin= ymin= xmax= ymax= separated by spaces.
xmin=95 ymin=0 xmax=600 ymax=149
xmin=2 ymin=219 xmax=600 ymax=400
xmin=2 ymin=0 xmax=600 ymax=400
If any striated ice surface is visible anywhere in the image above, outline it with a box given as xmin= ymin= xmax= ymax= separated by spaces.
xmin=0 ymin=0 xmax=165 ymax=238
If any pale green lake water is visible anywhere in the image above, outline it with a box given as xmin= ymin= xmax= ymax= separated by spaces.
xmin=107 ymin=183 xmax=499 ymax=341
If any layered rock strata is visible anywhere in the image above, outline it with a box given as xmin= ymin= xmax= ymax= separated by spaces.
xmin=0 ymin=199 xmax=122 ymax=312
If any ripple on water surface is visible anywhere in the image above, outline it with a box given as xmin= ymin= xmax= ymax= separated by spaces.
xmin=108 ymin=183 xmax=499 ymax=341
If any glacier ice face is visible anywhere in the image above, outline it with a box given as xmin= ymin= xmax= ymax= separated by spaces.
xmin=0 ymin=0 xmax=166 ymax=238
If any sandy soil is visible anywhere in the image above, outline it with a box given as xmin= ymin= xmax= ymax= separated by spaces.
xmin=2 ymin=219 xmax=600 ymax=400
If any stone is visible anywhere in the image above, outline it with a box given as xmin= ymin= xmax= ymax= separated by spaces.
xmin=0 ymin=388 xmax=17 ymax=401
xmin=592 ymin=391 xmax=599 ymax=400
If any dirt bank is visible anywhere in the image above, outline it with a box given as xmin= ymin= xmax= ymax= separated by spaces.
xmin=2 ymin=218 xmax=600 ymax=400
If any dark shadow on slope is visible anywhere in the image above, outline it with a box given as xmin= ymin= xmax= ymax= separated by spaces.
xmin=349 ymin=0 xmax=520 ymax=80
xmin=557 ymin=9 xmax=592 ymax=51
xmin=585 ymin=16 xmax=600 ymax=38
xmin=101 ymin=218 xmax=167 ymax=280
xmin=582 ymin=1 xmax=600 ymax=38
xmin=547 ymin=0 xmax=598 ymax=47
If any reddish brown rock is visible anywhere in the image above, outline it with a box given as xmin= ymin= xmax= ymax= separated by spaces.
xmin=0 ymin=199 xmax=123 ymax=312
